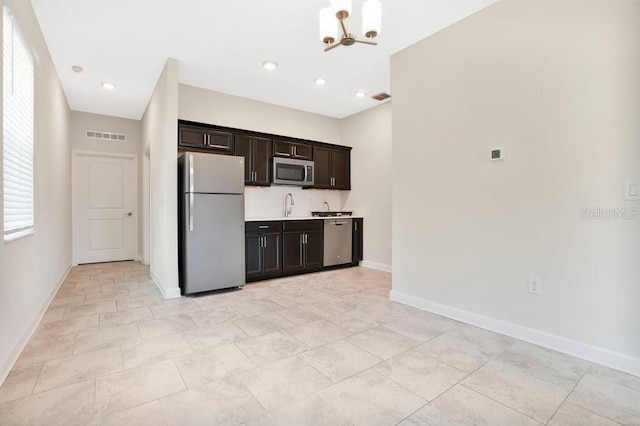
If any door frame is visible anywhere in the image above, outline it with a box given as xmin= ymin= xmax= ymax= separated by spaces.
xmin=71 ymin=150 xmax=139 ymax=266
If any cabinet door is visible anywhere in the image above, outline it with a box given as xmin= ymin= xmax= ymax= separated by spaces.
xmin=179 ymin=126 xmax=207 ymax=148
xmin=273 ymin=140 xmax=293 ymax=157
xmin=263 ymin=233 xmax=282 ymax=274
xmin=292 ymin=143 xmax=313 ymax=160
xmin=304 ymin=230 xmax=324 ymax=270
xmin=331 ymin=148 xmax=350 ymax=190
xmin=283 ymin=232 xmax=305 ymax=273
xmin=245 ymin=234 xmax=264 ymax=278
xmin=234 ymin=135 xmax=252 ymax=183
xmin=312 ymin=146 xmax=332 ymax=189
xmin=352 ymin=219 xmax=363 ymax=263
xmin=206 ymin=130 xmax=234 ymax=151
xmin=253 ymin=137 xmax=271 ymax=186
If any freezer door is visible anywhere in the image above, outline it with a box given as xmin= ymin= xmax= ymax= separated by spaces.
xmin=183 ymin=152 xmax=245 ymax=195
xmin=182 ymin=193 xmax=245 ymax=294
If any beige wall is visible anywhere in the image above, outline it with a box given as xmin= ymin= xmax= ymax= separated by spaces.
xmin=0 ymin=0 xmax=71 ymax=383
xmin=391 ymin=0 xmax=640 ymax=374
xmin=179 ymin=84 xmax=341 ymax=144
xmin=70 ymin=111 xmax=143 ymax=259
xmin=341 ymin=102 xmax=392 ymax=270
xmin=141 ymin=59 xmax=180 ymax=298
xmin=70 ymin=111 xmax=141 ymax=155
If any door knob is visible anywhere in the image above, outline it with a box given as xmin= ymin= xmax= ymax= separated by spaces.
xmin=125 ymin=212 xmax=133 ymax=217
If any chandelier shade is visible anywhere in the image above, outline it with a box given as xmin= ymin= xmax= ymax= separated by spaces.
xmin=362 ymin=0 xmax=382 ymax=38
xmin=319 ymin=7 xmax=338 ymax=43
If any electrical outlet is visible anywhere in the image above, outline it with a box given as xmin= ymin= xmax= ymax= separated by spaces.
xmin=529 ymin=277 xmax=542 ymax=295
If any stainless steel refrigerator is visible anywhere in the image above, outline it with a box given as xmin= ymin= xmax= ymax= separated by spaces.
xmin=178 ymin=152 xmax=245 ymax=295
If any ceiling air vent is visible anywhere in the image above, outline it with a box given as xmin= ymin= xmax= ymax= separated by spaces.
xmin=372 ymin=92 xmax=391 ymax=101
xmin=86 ymin=130 xmax=127 ymax=142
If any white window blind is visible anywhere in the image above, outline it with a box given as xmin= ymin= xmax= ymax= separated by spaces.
xmin=3 ymin=6 xmax=35 ymax=240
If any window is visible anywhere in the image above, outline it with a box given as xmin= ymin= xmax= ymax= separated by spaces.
xmin=3 ymin=6 xmax=35 ymax=241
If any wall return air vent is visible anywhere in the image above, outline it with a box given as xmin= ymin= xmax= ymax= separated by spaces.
xmin=372 ymin=92 xmax=391 ymax=101
xmin=86 ymin=130 xmax=127 ymax=142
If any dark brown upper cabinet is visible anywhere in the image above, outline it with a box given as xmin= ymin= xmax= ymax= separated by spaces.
xmin=178 ymin=123 xmax=233 ymax=153
xmin=273 ymin=139 xmax=313 ymax=160
xmin=313 ymin=145 xmax=351 ymax=190
xmin=178 ymin=120 xmax=351 ymax=191
xmin=234 ymin=134 xmax=271 ymax=186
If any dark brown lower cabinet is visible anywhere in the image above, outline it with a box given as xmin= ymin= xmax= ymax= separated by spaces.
xmin=281 ymin=220 xmax=323 ymax=274
xmin=352 ymin=218 xmax=363 ymax=264
xmin=283 ymin=230 xmax=323 ymax=273
xmin=245 ymin=221 xmax=282 ymax=280
xmin=246 ymin=233 xmax=282 ymax=279
xmin=246 ymin=218 xmax=361 ymax=282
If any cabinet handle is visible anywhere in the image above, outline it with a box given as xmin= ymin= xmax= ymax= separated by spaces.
xmin=293 ymin=146 xmax=297 ymax=157
xmin=304 ymin=233 xmax=308 ymax=244
xmin=355 ymin=222 xmax=357 ymax=231
xmin=203 ymin=134 xmax=208 ymax=146
xmin=258 ymin=225 xmax=269 ymax=229
xmin=262 ymin=237 xmax=266 ymax=247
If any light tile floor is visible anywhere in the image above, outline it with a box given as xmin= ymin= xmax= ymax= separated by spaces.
xmin=1 ymin=262 xmax=639 ymax=425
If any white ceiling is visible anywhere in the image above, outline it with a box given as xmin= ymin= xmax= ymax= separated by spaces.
xmin=31 ymin=0 xmax=495 ymax=120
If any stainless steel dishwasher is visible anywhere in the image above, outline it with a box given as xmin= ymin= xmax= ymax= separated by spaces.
xmin=323 ymin=219 xmax=353 ymax=267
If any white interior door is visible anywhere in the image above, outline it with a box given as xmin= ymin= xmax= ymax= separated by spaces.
xmin=73 ymin=151 xmax=137 ymax=264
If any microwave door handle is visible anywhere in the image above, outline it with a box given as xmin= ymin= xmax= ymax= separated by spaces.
xmin=304 ymin=165 xmax=308 ymax=183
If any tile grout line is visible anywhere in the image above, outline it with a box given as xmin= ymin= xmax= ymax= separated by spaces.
xmin=546 ymin=368 xmax=625 ymax=426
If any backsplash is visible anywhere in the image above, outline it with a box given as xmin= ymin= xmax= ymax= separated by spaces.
xmin=245 ymin=186 xmax=343 ymax=219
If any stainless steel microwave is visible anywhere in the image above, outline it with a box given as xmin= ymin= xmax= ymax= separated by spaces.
xmin=272 ymin=157 xmax=314 ymax=186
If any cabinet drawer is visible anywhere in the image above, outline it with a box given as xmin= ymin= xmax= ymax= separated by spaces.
xmin=245 ymin=221 xmax=283 ymax=233
xmin=282 ymin=220 xmax=323 ymax=232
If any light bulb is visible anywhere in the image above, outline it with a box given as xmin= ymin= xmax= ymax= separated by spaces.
xmin=262 ymin=61 xmax=278 ymax=71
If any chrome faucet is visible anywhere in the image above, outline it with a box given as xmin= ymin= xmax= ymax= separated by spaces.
xmin=284 ymin=193 xmax=295 ymax=217
xmin=324 ymin=201 xmax=330 ymax=212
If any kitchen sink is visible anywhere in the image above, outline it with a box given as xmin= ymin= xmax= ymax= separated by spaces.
xmin=311 ymin=211 xmax=353 ymax=217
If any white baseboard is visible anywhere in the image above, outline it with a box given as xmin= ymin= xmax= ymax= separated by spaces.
xmin=0 ymin=264 xmax=72 ymax=387
xmin=390 ymin=290 xmax=640 ymax=378
xmin=150 ymin=269 xmax=181 ymax=299
xmin=361 ymin=260 xmax=392 ymax=273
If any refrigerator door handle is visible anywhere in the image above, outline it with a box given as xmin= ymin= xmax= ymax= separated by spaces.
xmin=189 ymin=154 xmax=195 ymax=193
xmin=189 ymin=193 xmax=194 ymax=232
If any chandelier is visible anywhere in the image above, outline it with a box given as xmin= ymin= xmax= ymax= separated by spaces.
xmin=319 ymin=0 xmax=382 ymax=52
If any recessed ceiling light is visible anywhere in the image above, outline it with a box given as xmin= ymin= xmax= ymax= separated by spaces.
xmin=71 ymin=65 xmax=83 ymax=73
xmin=101 ymin=82 xmax=116 ymax=90
xmin=355 ymin=90 xmax=367 ymax=98
xmin=262 ymin=61 xmax=278 ymax=71
xmin=314 ymin=78 xmax=326 ymax=86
